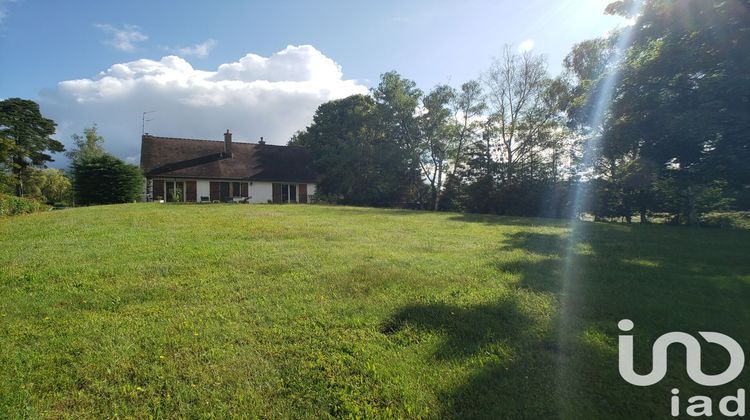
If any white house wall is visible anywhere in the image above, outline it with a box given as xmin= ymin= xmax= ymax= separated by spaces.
xmin=148 ymin=178 xmax=315 ymax=203
xmin=249 ymin=181 xmax=273 ymax=203
xmin=196 ymin=180 xmax=211 ymax=201
xmin=248 ymin=181 xmax=316 ymax=203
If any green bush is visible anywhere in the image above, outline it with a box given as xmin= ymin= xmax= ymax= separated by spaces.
xmin=700 ymin=211 xmax=750 ymax=230
xmin=0 ymin=194 xmax=48 ymax=217
xmin=71 ymin=154 xmax=143 ymax=205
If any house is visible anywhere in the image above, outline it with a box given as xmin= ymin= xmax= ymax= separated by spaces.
xmin=140 ymin=130 xmax=317 ymax=203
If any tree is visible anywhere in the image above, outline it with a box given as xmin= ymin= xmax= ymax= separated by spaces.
xmin=440 ymin=81 xmax=486 ymax=211
xmin=418 ymin=85 xmax=456 ymax=210
xmin=484 ymin=46 xmax=557 ymax=186
xmin=21 ymin=168 xmax=72 ymax=204
xmin=0 ymin=98 xmax=64 ymax=196
xmin=372 ymin=71 xmax=425 ymax=205
xmin=291 ymin=95 xmax=378 ymax=203
xmin=71 ymin=154 xmax=143 ymax=205
xmin=602 ymin=0 xmax=750 ymax=223
xmin=291 ymin=93 xmax=416 ymax=206
xmin=65 ymin=125 xmax=106 ymax=163
xmin=451 ymin=46 xmax=572 ymax=217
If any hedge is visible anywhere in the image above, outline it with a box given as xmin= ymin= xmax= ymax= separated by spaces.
xmin=0 ymin=194 xmax=49 ymax=217
xmin=71 ymin=154 xmax=143 ymax=205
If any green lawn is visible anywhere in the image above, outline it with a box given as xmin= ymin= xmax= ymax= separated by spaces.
xmin=1 ymin=204 xmax=749 ymax=418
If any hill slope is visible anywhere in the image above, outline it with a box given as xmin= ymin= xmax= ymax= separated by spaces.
xmin=1 ymin=204 xmax=749 ymax=418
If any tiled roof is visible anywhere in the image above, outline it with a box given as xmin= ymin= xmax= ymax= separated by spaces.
xmin=140 ymin=135 xmax=318 ymax=182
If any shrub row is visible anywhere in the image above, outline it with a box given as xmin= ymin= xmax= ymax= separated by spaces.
xmin=0 ymin=194 xmax=49 ymax=217
xmin=700 ymin=211 xmax=750 ymax=230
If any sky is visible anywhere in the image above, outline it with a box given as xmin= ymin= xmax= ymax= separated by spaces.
xmin=0 ymin=0 xmax=628 ymax=166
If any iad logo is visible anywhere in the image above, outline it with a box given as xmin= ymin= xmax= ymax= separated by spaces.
xmin=617 ymin=319 xmax=746 ymax=417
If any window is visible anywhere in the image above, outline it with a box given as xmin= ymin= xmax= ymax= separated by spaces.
xmin=280 ymin=184 xmax=297 ymax=203
xmin=232 ymin=182 xmax=241 ymax=197
xmin=273 ymin=183 xmax=299 ymax=203
xmin=165 ymin=181 xmax=185 ymax=202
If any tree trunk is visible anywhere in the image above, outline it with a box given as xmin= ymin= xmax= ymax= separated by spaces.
xmin=639 ymin=208 xmax=648 ymax=224
xmin=688 ymin=208 xmax=698 ymax=226
xmin=685 ymin=186 xmax=698 ymax=226
xmin=434 ymin=163 xmax=443 ymax=211
xmin=506 ymin=147 xmax=513 ymax=185
xmin=429 ymin=166 xmax=438 ymax=211
xmin=13 ymin=164 xmax=23 ymax=197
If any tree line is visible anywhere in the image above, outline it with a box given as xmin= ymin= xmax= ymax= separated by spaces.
xmin=292 ymin=0 xmax=749 ymax=225
xmin=0 ymin=99 xmax=142 ymax=206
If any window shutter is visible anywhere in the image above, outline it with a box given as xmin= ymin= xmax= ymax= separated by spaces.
xmin=153 ymin=179 xmax=164 ymax=200
xmin=210 ymin=182 xmax=221 ymax=201
xmin=185 ymin=181 xmax=197 ymax=202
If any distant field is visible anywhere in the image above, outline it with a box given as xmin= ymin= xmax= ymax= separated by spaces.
xmin=1 ymin=204 xmax=749 ymax=418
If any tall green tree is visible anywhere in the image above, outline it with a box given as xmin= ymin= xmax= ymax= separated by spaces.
xmin=439 ymin=81 xmax=486 ymax=211
xmin=71 ymin=154 xmax=142 ymax=205
xmin=0 ymin=98 xmax=64 ymax=196
xmin=483 ymin=46 xmax=559 ymax=186
xmin=604 ymin=0 xmax=750 ymax=223
xmin=65 ymin=124 xmax=106 ymax=163
xmin=372 ymin=71 xmax=425 ymax=204
xmin=291 ymin=95 xmax=379 ymax=204
xmin=418 ymin=85 xmax=456 ymax=210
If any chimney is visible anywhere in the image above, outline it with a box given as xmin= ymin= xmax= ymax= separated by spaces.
xmin=258 ymin=136 xmax=266 ymax=145
xmin=224 ymin=129 xmax=232 ymax=157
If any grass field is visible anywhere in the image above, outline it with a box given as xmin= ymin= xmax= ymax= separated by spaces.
xmin=1 ymin=204 xmax=749 ymax=418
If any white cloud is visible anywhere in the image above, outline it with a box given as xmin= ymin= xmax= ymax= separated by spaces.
xmin=518 ymin=39 xmax=535 ymax=53
xmin=175 ymin=39 xmax=217 ymax=58
xmin=95 ymin=23 xmax=148 ymax=52
xmin=39 ymin=45 xmax=368 ymax=164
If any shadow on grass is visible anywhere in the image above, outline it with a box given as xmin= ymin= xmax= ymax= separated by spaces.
xmin=382 ymin=223 xmax=750 ymax=418
xmin=447 ymin=212 xmax=570 ymax=227
xmin=381 ymin=296 xmax=562 ymax=418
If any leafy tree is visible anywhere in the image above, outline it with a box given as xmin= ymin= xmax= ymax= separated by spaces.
xmin=290 ymin=94 xmax=376 ymax=203
xmin=562 ymin=37 xmax=615 ymax=132
xmin=483 ymin=46 xmax=558 ymax=186
xmin=440 ymin=80 xmax=486 ymax=211
xmin=603 ymin=0 xmax=750 ymax=224
xmin=418 ymin=85 xmax=456 ymax=210
xmin=21 ymin=168 xmax=72 ymax=204
xmin=71 ymin=154 xmax=143 ymax=205
xmin=293 ymin=72 xmax=430 ymax=207
xmin=0 ymin=98 xmax=64 ymax=196
xmin=65 ymin=125 xmax=106 ymax=163
xmin=291 ymin=94 xmax=411 ymax=205
xmin=372 ymin=71 xmax=424 ymax=204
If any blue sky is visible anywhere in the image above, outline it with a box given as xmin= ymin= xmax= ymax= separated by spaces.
xmin=0 ymin=0 xmax=627 ymax=163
